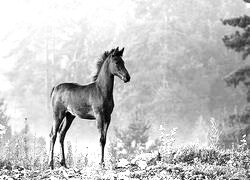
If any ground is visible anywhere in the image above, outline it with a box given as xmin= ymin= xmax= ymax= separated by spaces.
xmin=1 ymin=145 xmax=250 ymax=180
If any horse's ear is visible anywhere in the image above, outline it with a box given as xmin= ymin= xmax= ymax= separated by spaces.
xmin=113 ymin=47 xmax=119 ymax=56
xmin=110 ymin=49 xmax=116 ymax=57
xmin=119 ymin=47 xmax=124 ymax=56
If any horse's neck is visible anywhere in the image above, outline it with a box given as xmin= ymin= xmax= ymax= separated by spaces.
xmin=96 ymin=61 xmax=114 ymax=97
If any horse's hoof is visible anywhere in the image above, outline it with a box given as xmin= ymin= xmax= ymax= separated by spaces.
xmin=60 ymin=162 xmax=68 ymax=169
xmin=99 ymin=162 xmax=105 ymax=169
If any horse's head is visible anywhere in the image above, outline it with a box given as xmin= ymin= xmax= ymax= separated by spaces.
xmin=109 ymin=47 xmax=130 ymax=83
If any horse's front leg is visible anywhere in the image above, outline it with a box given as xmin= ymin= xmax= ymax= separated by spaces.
xmin=96 ymin=113 xmax=110 ymax=167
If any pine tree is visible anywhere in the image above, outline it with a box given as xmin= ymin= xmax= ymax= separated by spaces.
xmin=13 ymin=137 xmax=21 ymax=166
xmin=0 ymin=99 xmax=11 ymax=143
xmin=33 ymin=136 xmax=47 ymax=170
xmin=0 ymin=99 xmax=12 ymax=163
xmin=222 ymin=2 xmax=250 ymax=89
xmin=222 ymin=0 xmax=250 ymax=147
xmin=23 ymin=118 xmax=29 ymax=168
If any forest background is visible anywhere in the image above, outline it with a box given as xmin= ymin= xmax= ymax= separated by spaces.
xmin=0 ymin=0 xmax=249 ymax=169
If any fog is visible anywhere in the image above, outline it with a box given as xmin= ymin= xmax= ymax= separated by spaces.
xmin=0 ymin=0 xmax=249 ymax=152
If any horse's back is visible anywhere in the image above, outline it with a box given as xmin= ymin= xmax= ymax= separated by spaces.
xmin=53 ymin=82 xmax=81 ymax=92
xmin=51 ymin=82 xmax=94 ymax=96
xmin=50 ymin=82 xmax=96 ymax=114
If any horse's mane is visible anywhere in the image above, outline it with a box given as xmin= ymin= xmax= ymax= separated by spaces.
xmin=92 ymin=48 xmax=116 ymax=81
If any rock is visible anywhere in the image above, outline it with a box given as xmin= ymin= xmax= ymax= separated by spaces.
xmin=132 ymin=153 xmax=155 ymax=162
xmin=7 ymin=177 xmax=14 ymax=180
xmin=73 ymin=167 xmax=80 ymax=173
xmin=13 ymin=165 xmax=24 ymax=171
xmin=3 ymin=164 xmax=12 ymax=171
xmin=230 ymin=173 xmax=248 ymax=180
xmin=12 ymin=169 xmax=19 ymax=174
xmin=132 ymin=170 xmax=146 ymax=178
xmin=147 ymin=152 xmax=162 ymax=166
xmin=0 ymin=175 xmax=10 ymax=179
xmin=62 ymin=168 xmax=75 ymax=178
xmin=117 ymin=158 xmax=129 ymax=168
xmin=50 ymin=176 xmax=59 ymax=180
xmin=2 ymin=169 xmax=9 ymax=174
xmin=102 ymin=171 xmax=118 ymax=180
xmin=117 ymin=170 xmax=130 ymax=180
xmin=13 ymin=173 xmax=21 ymax=179
xmin=131 ymin=152 xmax=161 ymax=167
xmin=137 ymin=160 xmax=147 ymax=170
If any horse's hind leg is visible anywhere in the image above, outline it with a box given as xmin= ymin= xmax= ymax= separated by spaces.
xmin=58 ymin=112 xmax=75 ymax=168
xmin=49 ymin=110 xmax=65 ymax=169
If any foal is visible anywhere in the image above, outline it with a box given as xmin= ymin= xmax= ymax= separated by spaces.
xmin=48 ymin=47 xmax=130 ymax=169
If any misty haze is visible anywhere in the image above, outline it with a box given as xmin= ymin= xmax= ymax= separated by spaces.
xmin=0 ymin=0 xmax=250 ymax=179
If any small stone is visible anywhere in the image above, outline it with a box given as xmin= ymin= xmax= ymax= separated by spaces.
xmin=3 ymin=165 xmax=12 ymax=171
xmin=137 ymin=160 xmax=147 ymax=170
xmin=117 ymin=158 xmax=129 ymax=168
xmin=117 ymin=169 xmax=131 ymax=180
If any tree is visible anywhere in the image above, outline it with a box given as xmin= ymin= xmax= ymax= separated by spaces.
xmin=221 ymin=0 xmax=250 ymax=147
xmin=23 ymin=118 xmax=29 ymax=168
xmin=33 ymin=136 xmax=47 ymax=170
xmin=0 ymin=99 xmax=11 ymax=143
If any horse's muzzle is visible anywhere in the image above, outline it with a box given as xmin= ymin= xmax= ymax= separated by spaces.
xmin=123 ymin=74 xmax=130 ymax=83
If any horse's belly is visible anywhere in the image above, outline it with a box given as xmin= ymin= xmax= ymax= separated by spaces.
xmin=77 ymin=112 xmax=95 ymax=120
xmin=67 ymin=106 xmax=95 ymax=120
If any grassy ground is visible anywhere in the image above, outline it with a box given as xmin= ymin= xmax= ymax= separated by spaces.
xmin=1 ymin=145 xmax=250 ymax=180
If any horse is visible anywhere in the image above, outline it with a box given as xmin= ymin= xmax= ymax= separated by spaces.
xmin=48 ymin=47 xmax=130 ymax=169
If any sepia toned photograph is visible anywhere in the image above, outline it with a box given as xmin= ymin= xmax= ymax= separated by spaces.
xmin=0 ymin=0 xmax=250 ymax=179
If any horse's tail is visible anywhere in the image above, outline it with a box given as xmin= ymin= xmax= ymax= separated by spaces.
xmin=50 ymin=86 xmax=55 ymax=98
